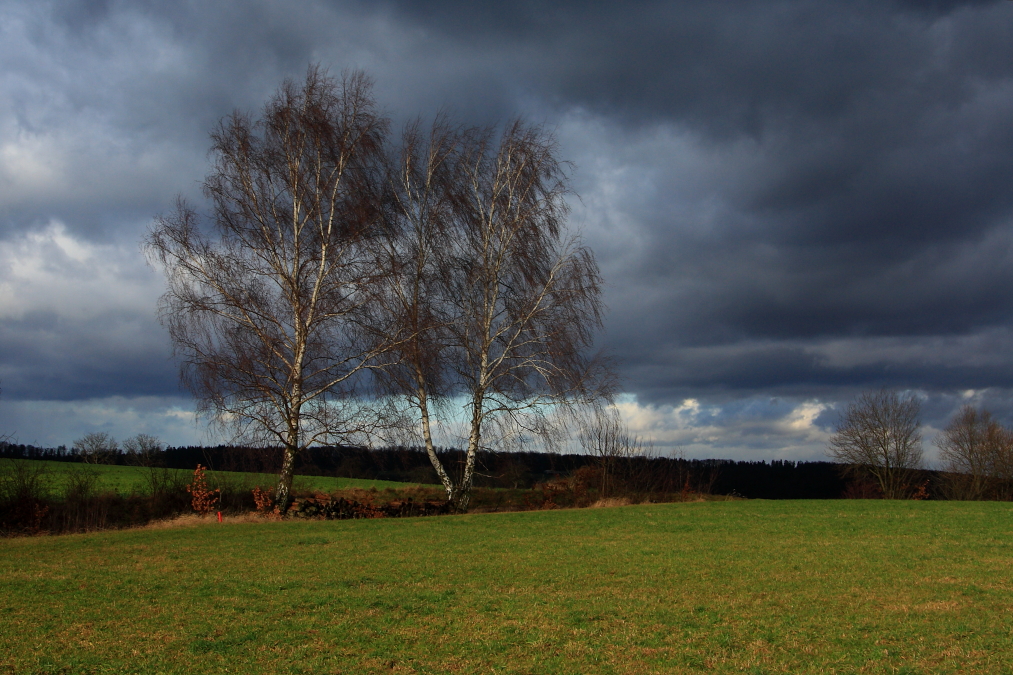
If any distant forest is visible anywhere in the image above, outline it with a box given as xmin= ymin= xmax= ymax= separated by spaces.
xmin=0 ymin=441 xmax=893 ymax=500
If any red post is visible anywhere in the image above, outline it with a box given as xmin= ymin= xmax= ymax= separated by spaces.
xmin=217 ymin=511 xmax=222 ymax=523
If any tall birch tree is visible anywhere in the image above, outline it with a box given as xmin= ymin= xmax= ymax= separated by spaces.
xmin=146 ymin=67 xmax=391 ymax=508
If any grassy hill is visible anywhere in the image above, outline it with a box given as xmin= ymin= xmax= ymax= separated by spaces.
xmin=3 ymin=500 xmax=1012 ymax=673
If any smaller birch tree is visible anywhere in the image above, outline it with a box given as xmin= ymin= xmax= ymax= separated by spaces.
xmin=379 ymin=119 xmax=611 ymax=511
xmin=371 ymin=116 xmax=470 ymax=496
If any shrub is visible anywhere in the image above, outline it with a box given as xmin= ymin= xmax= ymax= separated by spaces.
xmin=186 ymin=464 xmax=220 ymax=516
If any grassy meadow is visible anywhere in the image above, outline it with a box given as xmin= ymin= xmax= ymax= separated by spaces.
xmin=0 ymin=458 xmax=418 ymax=495
xmin=3 ymin=500 xmax=1013 ymax=674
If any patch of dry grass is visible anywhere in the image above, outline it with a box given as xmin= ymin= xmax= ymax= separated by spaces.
xmin=589 ymin=497 xmax=632 ymax=508
xmin=142 ymin=512 xmax=278 ymax=529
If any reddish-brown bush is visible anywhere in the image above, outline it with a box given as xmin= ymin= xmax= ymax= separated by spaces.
xmin=186 ymin=464 xmax=219 ymax=516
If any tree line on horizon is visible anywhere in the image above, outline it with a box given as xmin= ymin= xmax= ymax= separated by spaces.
xmin=0 ymin=437 xmax=975 ymax=502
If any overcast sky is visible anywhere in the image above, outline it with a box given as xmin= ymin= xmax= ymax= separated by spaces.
xmin=2 ymin=0 xmax=1013 ymax=462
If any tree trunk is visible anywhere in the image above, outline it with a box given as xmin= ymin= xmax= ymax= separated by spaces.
xmin=275 ymin=444 xmax=297 ymax=510
xmin=455 ymin=392 xmax=484 ymax=512
xmin=418 ymin=385 xmax=457 ymax=504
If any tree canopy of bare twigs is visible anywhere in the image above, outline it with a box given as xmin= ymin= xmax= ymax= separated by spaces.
xmin=73 ymin=432 xmax=118 ymax=464
xmin=937 ymin=406 xmax=1013 ymax=500
xmin=375 ymin=118 xmax=612 ymax=511
xmin=122 ymin=434 xmax=164 ymax=465
xmin=121 ymin=434 xmax=163 ymax=455
xmin=146 ymin=66 xmax=393 ymax=507
xmin=827 ymin=390 xmax=923 ymax=499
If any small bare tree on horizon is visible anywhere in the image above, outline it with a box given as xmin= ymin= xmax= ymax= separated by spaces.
xmin=937 ymin=406 xmax=1013 ymax=500
xmin=827 ymin=390 xmax=923 ymax=499
xmin=579 ymin=407 xmax=651 ymax=499
xmin=73 ymin=432 xmax=118 ymax=464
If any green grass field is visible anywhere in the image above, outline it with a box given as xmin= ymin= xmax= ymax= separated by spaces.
xmin=0 ymin=458 xmax=418 ymax=495
xmin=3 ymin=499 xmax=1012 ymax=674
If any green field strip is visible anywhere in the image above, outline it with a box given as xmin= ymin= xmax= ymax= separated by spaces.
xmin=0 ymin=458 xmax=420 ymax=495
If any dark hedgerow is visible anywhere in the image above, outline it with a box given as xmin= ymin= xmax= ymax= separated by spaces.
xmin=291 ymin=495 xmax=454 ymax=520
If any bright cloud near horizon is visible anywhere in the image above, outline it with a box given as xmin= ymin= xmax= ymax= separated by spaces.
xmin=3 ymin=0 xmax=1013 ymax=464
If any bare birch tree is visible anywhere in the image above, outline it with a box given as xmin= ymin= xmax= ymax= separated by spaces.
xmin=379 ymin=119 xmax=611 ymax=511
xmin=146 ymin=67 xmax=392 ymax=508
xmin=827 ymin=390 xmax=923 ymax=499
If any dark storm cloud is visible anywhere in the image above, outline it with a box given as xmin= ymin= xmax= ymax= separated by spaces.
xmin=0 ymin=309 xmax=177 ymax=400
xmin=344 ymin=0 xmax=1013 ymax=397
xmin=455 ymin=0 xmax=1013 ymax=398
xmin=624 ymin=333 xmax=1013 ymax=403
xmin=378 ymin=0 xmax=1006 ymax=128
xmin=4 ymin=0 xmax=1013 ymax=450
